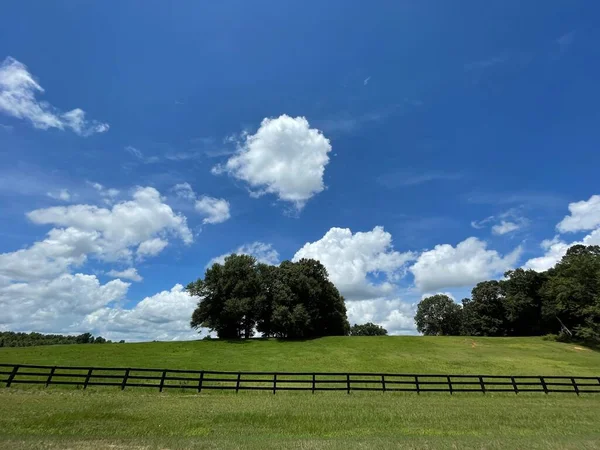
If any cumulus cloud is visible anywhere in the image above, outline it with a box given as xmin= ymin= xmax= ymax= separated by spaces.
xmin=524 ymin=237 xmax=571 ymax=272
xmin=208 ymin=242 xmax=280 ymax=267
xmin=346 ymin=298 xmax=416 ymax=335
xmin=46 ymin=189 xmax=71 ymax=202
xmin=556 ymin=195 xmax=600 ymax=233
xmin=80 ymin=284 xmax=200 ymax=342
xmin=106 ymin=268 xmax=142 ymax=282
xmin=293 ymin=227 xmax=415 ymax=301
xmin=214 ymin=115 xmax=332 ymax=210
xmin=136 ymin=238 xmax=169 ymax=259
xmin=27 ymin=186 xmax=192 ymax=262
xmin=172 ymin=182 xmax=196 ymax=201
xmin=0 ymin=273 xmax=129 ymax=333
xmin=410 ymin=237 xmax=522 ymax=292
xmin=0 ymin=57 xmax=109 ymax=136
xmin=195 ymin=196 xmax=231 ymax=224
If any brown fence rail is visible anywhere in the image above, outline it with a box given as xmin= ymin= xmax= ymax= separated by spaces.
xmin=1 ymin=363 xmax=599 ymax=394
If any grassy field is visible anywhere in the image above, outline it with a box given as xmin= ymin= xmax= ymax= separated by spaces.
xmin=1 ymin=336 xmax=600 ymax=449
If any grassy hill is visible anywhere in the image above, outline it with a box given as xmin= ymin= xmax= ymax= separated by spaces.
xmin=2 ymin=336 xmax=600 ymax=449
xmin=1 ymin=336 xmax=599 ymax=375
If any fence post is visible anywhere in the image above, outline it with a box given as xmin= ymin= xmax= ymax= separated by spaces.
xmin=197 ymin=371 xmax=204 ymax=393
xmin=312 ymin=373 xmax=316 ymax=394
xmin=273 ymin=373 xmax=277 ymax=395
xmin=414 ymin=375 xmax=420 ymax=394
xmin=571 ymin=377 xmax=579 ymax=396
xmin=46 ymin=367 xmax=56 ymax=388
xmin=511 ymin=376 xmax=518 ymax=394
xmin=346 ymin=374 xmax=351 ymax=394
xmin=159 ymin=370 xmax=167 ymax=392
xmin=121 ymin=369 xmax=130 ymax=391
xmin=540 ymin=376 xmax=548 ymax=394
xmin=236 ymin=372 xmax=241 ymax=393
xmin=479 ymin=376 xmax=486 ymax=394
xmin=83 ymin=368 xmax=93 ymax=390
xmin=381 ymin=375 xmax=386 ymax=392
xmin=6 ymin=365 xmax=19 ymax=388
xmin=447 ymin=376 xmax=453 ymax=395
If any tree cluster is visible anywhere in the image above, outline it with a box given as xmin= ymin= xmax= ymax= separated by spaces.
xmin=415 ymin=245 xmax=600 ymax=343
xmin=350 ymin=322 xmax=388 ymax=336
xmin=188 ymin=254 xmax=350 ymax=339
xmin=0 ymin=331 xmax=119 ymax=347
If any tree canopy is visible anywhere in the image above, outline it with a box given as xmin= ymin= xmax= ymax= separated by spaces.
xmin=350 ymin=322 xmax=388 ymax=336
xmin=0 ymin=331 xmax=115 ymax=347
xmin=188 ymin=254 xmax=350 ymax=339
xmin=414 ymin=245 xmax=600 ymax=344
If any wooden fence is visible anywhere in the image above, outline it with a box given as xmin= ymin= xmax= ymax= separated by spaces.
xmin=1 ymin=363 xmax=599 ymax=394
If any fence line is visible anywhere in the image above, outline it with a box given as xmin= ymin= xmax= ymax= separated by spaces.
xmin=1 ymin=363 xmax=599 ymax=394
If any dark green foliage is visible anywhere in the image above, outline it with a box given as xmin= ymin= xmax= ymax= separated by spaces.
xmin=415 ymin=294 xmax=463 ymax=336
xmin=0 ymin=331 xmax=113 ymax=347
xmin=188 ymin=255 xmax=350 ymax=339
xmin=414 ymin=244 xmax=600 ymax=343
xmin=350 ymin=322 xmax=388 ymax=336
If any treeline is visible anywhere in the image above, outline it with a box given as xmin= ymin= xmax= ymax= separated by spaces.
xmin=415 ymin=245 xmax=600 ymax=343
xmin=188 ymin=254 xmax=350 ymax=339
xmin=0 ymin=331 xmax=120 ymax=347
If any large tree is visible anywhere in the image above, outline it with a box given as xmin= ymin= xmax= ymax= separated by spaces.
xmin=350 ymin=322 xmax=388 ymax=336
xmin=541 ymin=245 xmax=600 ymax=342
xmin=501 ymin=268 xmax=548 ymax=336
xmin=462 ymin=280 xmax=506 ymax=336
xmin=415 ymin=294 xmax=463 ymax=336
xmin=188 ymin=256 xmax=349 ymax=339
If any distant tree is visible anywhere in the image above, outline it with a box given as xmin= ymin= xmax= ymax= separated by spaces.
xmin=415 ymin=295 xmax=463 ymax=336
xmin=462 ymin=281 xmax=506 ymax=336
xmin=93 ymin=336 xmax=106 ymax=344
xmin=501 ymin=269 xmax=549 ymax=335
xmin=350 ymin=322 xmax=388 ymax=336
xmin=0 ymin=331 xmax=111 ymax=347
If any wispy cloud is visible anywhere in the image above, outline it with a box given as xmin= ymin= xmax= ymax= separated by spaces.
xmin=465 ymin=192 xmax=566 ymax=210
xmin=0 ymin=57 xmax=108 ymax=136
xmin=378 ymin=170 xmax=462 ymax=188
xmin=125 ymin=146 xmax=160 ymax=164
xmin=471 ymin=208 xmax=529 ymax=236
xmin=363 ymin=76 xmax=371 ymax=86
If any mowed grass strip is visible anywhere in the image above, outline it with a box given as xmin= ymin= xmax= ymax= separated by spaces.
xmin=1 ymin=336 xmax=600 ymax=376
xmin=1 ymin=389 xmax=600 ymax=450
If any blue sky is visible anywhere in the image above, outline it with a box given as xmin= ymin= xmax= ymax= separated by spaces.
xmin=1 ymin=1 xmax=600 ymax=340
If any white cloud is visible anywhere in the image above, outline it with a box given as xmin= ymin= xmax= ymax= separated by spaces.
xmin=125 ymin=146 xmax=160 ymax=164
xmin=195 ymin=196 xmax=231 ymax=224
xmin=0 ymin=273 xmax=129 ymax=333
xmin=524 ymin=237 xmax=570 ymax=272
xmin=208 ymin=242 xmax=280 ymax=267
xmin=136 ymin=238 xmax=169 ymax=258
xmin=107 ymin=268 xmax=142 ymax=282
xmin=346 ymin=298 xmax=416 ymax=335
xmin=46 ymin=189 xmax=71 ymax=202
xmin=491 ymin=221 xmax=520 ymax=235
xmin=27 ymin=186 xmax=192 ymax=262
xmin=172 ymin=182 xmax=196 ymax=201
xmin=556 ymin=195 xmax=600 ymax=233
xmin=410 ymin=237 xmax=521 ymax=292
xmin=293 ymin=227 xmax=415 ymax=301
xmin=0 ymin=57 xmax=109 ymax=136
xmin=214 ymin=115 xmax=332 ymax=210
xmin=80 ymin=284 xmax=200 ymax=342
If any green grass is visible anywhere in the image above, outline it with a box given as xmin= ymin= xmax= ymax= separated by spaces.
xmin=1 ymin=336 xmax=599 ymax=375
xmin=1 ymin=336 xmax=600 ymax=449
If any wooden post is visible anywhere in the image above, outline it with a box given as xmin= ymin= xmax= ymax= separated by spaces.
xmin=83 ymin=368 xmax=93 ymax=390
xmin=235 ymin=372 xmax=241 ymax=393
xmin=414 ymin=375 xmax=420 ymax=394
xmin=197 ymin=371 xmax=204 ymax=393
xmin=346 ymin=374 xmax=351 ymax=394
xmin=571 ymin=377 xmax=579 ymax=396
xmin=121 ymin=369 xmax=130 ymax=391
xmin=381 ymin=375 xmax=386 ymax=392
xmin=479 ymin=376 xmax=486 ymax=394
xmin=6 ymin=365 xmax=19 ymax=388
xmin=273 ymin=374 xmax=277 ymax=395
xmin=447 ymin=376 xmax=453 ymax=395
xmin=159 ymin=370 xmax=167 ymax=392
xmin=511 ymin=376 xmax=519 ymax=394
xmin=312 ymin=374 xmax=316 ymax=394
xmin=46 ymin=367 xmax=56 ymax=388
xmin=540 ymin=376 xmax=548 ymax=394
